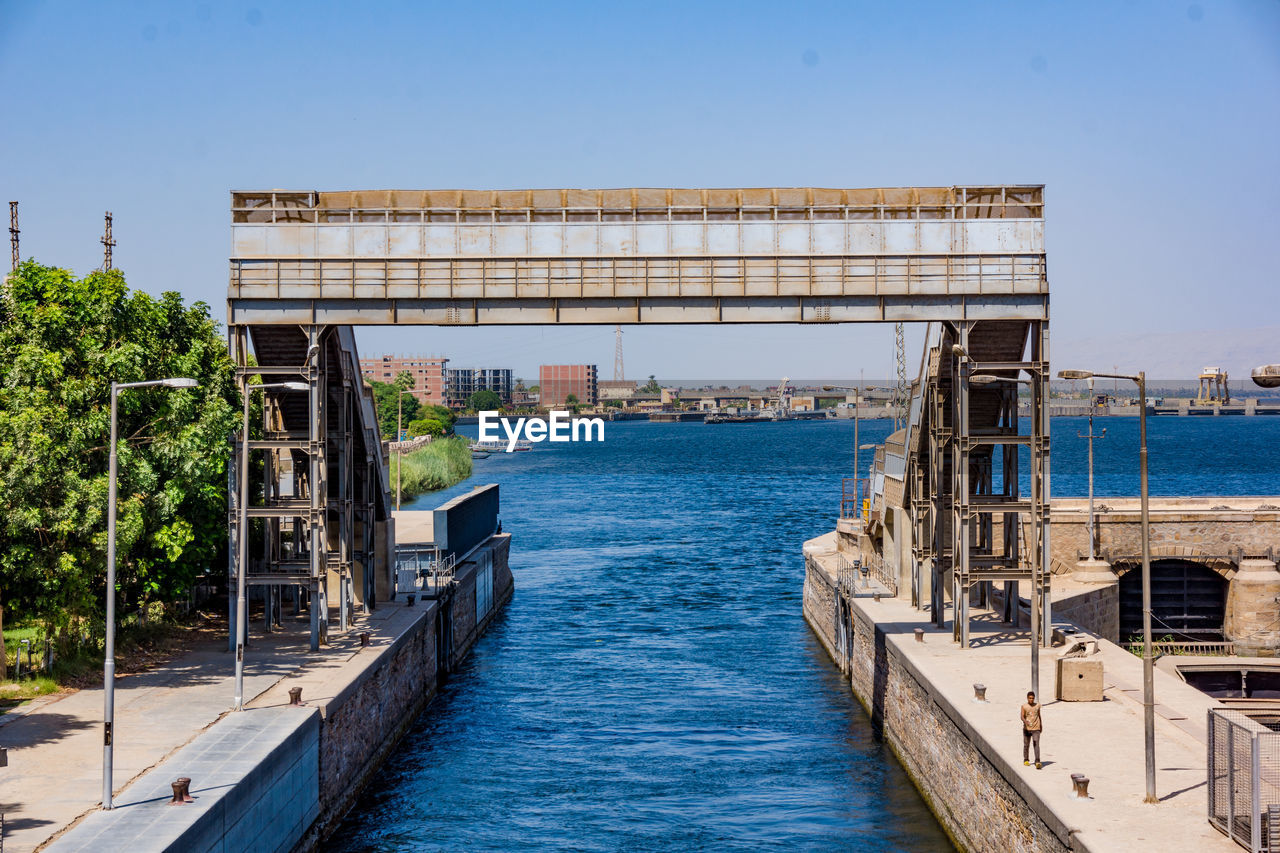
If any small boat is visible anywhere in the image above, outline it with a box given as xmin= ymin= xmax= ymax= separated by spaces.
xmin=469 ymin=439 xmax=534 ymax=453
xmin=471 ymin=449 xmax=491 ymax=459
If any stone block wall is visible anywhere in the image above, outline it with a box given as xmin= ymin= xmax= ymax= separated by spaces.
xmin=1049 ymin=583 xmax=1119 ymax=643
xmin=315 ymin=606 xmax=438 ymax=837
xmin=804 ymin=554 xmax=1071 ymax=853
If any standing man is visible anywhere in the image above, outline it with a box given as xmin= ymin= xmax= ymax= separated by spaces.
xmin=1021 ymin=691 xmax=1043 ymax=769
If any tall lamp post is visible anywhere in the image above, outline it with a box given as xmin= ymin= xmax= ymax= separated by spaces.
xmin=1078 ymin=379 xmax=1106 ymax=561
xmin=234 ymin=381 xmax=309 ymax=712
xmin=104 ymin=377 xmax=199 ymax=809
xmin=395 ymin=387 xmax=415 ymax=510
xmin=1060 ymin=367 xmax=1155 ymax=803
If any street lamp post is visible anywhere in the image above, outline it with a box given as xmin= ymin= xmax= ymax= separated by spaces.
xmin=234 ymin=380 xmax=308 ymax=713
xmin=1060 ymin=367 xmax=1155 ymax=803
xmin=395 ymin=388 xmax=414 ymax=511
xmin=1079 ymin=379 xmax=1106 ymax=561
xmin=104 ymin=377 xmax=198 ymax=810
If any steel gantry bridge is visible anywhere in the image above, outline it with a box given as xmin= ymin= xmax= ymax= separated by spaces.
xmin=227 ymin=186 xmax=1050 ymax=651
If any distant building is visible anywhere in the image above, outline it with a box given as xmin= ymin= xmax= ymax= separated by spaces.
xmin=445 ymin=368 xmax=514 ymax=408
xmin=539 ymin=364 xmax=598 ymax=407
xmin=359 ymin=355 xmax=448 ymax=407
xmin=598 ymin=379 xmax=637 ymax=400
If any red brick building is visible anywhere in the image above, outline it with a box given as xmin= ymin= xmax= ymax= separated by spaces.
xmin=359 ymin=355 xmax=448 ymax=407
xmin=538 ymin=364 xmax=598 ymax=407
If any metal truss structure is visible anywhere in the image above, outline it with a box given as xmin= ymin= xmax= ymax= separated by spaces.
xmin=227 ymin=185 xmax=1049 ymax=653
xmin=908 ymin=319 xmax=1050 ymax=649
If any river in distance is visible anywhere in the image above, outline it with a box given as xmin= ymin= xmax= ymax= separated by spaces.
xmin=328 ymin=415 xmax=1280 ymax=851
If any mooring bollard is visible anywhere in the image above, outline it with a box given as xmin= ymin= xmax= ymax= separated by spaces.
xmin=873 ymin=592 xmax=881 ymax=603
xmin=973 ymin=683 xmax=987 ymax=702
xmin=289 ymin=686 xmax=303 ymax=706
xmin=914 ymin=628 xmax=924 ymax=643
xmin=1071 ymin=773 xmax=1090 ymax=799
xmin=170 ymin=777 xmax=193 ymax=805
xmin=359 ymin=631 xmax=370 ymax=647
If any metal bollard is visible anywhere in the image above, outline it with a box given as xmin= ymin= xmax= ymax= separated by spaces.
xmin=973 ymin=683 xmax=987 ymax=702
xmin=170 ymin=777 xmax=192 ymax=805
xmin=1071 ymin=773 xmax=1090 ymax=799
xmin=288 ymin=686 xmax=303 ymax=706
xmin=179 ymin=777 xmax=194 ymax=803
xmin=914 ymin=628 xmax=924 ymax=643
xmin=873 ymin=592 xmax=881 ymax=603
xmin=359 ymin=631 xmax=370 ymax=647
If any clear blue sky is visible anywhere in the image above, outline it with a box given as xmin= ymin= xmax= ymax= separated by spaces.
xmin=3 ymin=1 xmax=1277 ymax=381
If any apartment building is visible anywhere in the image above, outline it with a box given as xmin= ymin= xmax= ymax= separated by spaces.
xmin=539 ymin=364 xmax=598 ymax=407
xmin=358 ymin=355 xmax=448 ymax=406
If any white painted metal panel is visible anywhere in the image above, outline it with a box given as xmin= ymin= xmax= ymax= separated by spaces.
xmin=386 ymin=225 xmax=420 ymax=256
xmin=314 ymin=226 xmax=349 ymax=256
xmin=353 ymin=226 xmax=387 ymax=257
xmin=233 ymin=226 xmax=268 ymax=256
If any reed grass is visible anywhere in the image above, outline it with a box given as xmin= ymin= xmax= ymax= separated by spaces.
xmin=391 ymin=436 xmax=473 ymax=500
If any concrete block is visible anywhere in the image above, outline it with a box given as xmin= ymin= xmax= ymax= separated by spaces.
xmin=1056 ymin=657 xmax=1104 ymax=701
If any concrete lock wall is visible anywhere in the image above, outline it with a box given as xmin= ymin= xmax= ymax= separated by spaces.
xmin=803 ymin=559 xmax=1070 ymax=853
xmin=1049 ymin=499 xmax=1280 ymax=565
xmin=306 ymin=532 xmax=512 ymax=847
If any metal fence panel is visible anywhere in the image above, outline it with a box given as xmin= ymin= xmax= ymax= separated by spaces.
xmin=1209 ymin=709 xmax=1280 ymax=852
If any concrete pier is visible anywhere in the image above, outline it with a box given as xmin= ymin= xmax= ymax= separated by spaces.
xmin=804 ymin=531 xmax=1238 ymax=853
xmin=0 ymin=530 xmax=512 ymax=853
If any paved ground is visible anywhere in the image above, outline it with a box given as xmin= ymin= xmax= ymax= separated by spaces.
xmin=0 ymin=608 xmax=377 ymax=853
xmin=808 ymin=535 xmax=1238 ymax=853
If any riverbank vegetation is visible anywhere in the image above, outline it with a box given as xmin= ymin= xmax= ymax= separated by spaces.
xmin=0 ymin=261 xmax=240 ymax=686
xmin=390 ymin=437 xmax=473 ymax=501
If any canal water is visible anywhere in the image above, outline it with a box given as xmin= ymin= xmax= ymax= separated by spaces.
xmin=329 ymin=416 xmax=1280 ymax=851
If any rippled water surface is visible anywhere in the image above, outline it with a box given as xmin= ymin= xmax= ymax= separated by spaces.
xmin=329 ymin=416 xmax=1280 ymax=851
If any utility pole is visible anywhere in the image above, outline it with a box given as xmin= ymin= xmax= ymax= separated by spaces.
xmin=9 ymin=201 xmax=18 ymax=271
xmin=101 ymin=211 xmax=115 ymax=270
xmin=1078 ymin=378 xmax=1105 ymax=561
xmin=614 ymin=325 xmax=625 ymax=382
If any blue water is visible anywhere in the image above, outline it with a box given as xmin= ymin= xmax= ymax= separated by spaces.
xmin=328 ymin=416 xmax=1280 ymax=851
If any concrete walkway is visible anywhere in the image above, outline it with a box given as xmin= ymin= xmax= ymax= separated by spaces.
xmin=0 ymin=609 xmax=382 ymax=853
xmin=807 ymin=535 xmax=1238 ymax=853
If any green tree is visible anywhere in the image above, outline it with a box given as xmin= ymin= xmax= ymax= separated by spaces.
xmin=0 ymin=261 xmax=240 ymax=638
xmin=642 ymin=375 xmax=661 ymax=394
xmin=602 ymin=399 xmax=623 ymax=409
xmin=564 ymin=393 xmax=580 ymax=414
xmin=406 ymin=417 xmax=445 ymax=437
xmin=467 ymin=389 xmax=503 ymax=412
xmin=368 ymin=376 xmax=420 ymax=439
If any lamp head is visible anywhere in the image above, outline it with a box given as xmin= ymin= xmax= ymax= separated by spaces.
xmin=161 ymin=377 xmax=198 ymax=389
xmin=951 ymin=344 xmax=968 ymax=358
xmin=969 ymin=374 xmax=1003 ymax=386
xmin=1058 ymin=369 xmax=1092 ymax=380
xmin=280 ymin=381 xmax=309 ymax=392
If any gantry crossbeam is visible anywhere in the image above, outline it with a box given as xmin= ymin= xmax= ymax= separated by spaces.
xmin=227 ymin=186 xmax=1047 ymax=326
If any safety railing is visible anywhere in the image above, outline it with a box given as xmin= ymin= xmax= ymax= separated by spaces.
xmin=834 ymin=551 xmax=897 ymax=599
xmin=841 ymin=477 xmax=870 ymax=520
xmin=1208 ymin=708 xmax=1280 ymax=851
xmin=394 ymin=546 xmax=457 ymax=599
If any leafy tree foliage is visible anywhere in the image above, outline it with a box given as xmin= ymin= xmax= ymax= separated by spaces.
xmin=420 ymin=403 xmax=456 ymax=431
xmin=368 ymin=375 xmax=420 ymax=438
xmin=406 ymin=417 xmax=445 ymax=437
xmin=642 ymin=375 xmax=661 ymax=393
xmin=0 ymin=262 xmax=239 ymax=632
xmin=466 ymin=389 xmax=503 ymax=412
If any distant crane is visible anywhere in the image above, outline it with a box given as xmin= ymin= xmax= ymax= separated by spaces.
xmin=1196 ymin=366 xmax=1229 ymax=405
